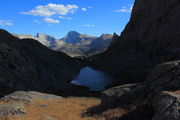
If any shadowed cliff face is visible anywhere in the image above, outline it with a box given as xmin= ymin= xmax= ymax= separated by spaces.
xmin=0 ymin=29 xmax=82 ymax=97
xmin=91 ymin=0 xmax=180 ymax=84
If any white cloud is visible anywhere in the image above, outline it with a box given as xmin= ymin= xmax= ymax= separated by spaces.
xmin=0 ymin=20 xmax=13 ymax=26
xmin=81 ymin=8 xmax=87 ymax=11
xmin=58 ymin=16 xmax=72 ymax=20
xmin=22 ymin=3 xmax=79 ymax=17
xmin=43 ymin=18 xmax=60 ymax=23
xmin=82 ymin=24 xmax=94 ymax=27
xmin=116 ymin=5 xmax=133 ymax=13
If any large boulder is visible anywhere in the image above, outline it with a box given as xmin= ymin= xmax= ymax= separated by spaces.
xmin=101 ymin=84 xmax=136 ymax=107
xmin=0 ymin=103 xmax=25 ymax=115
xmin=152 ymin=91 xmax=180 ymax=120
xmin=0 ymin=91 xmax=63 ymax=117
xmin=98 ymin=61 xmax=180 ymax=120
xmin=102 ymin=61 xmax=180 ymax=106
xmin=1 ymin=91 xmax=62 ymax=103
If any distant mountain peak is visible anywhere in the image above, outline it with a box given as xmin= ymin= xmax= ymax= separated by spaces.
xmin=12 ymin=30 xmax=113 ymax=57
xmin=67 ymin=31 xmax=81 ymax=36
xmin=99 ymin=34 xmax=113 ymax=40
xmin=61 ymin=31 xmax=96 ymax=44
xmin=36 ymin=33 xmax=55 ymax=39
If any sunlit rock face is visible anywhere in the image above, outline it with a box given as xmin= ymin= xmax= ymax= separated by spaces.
xmin=85 ymin=34 xmax=113 ymax=56
xmin=13 ymin=33 xmax=56 ymax=47
xmin=61 ymin=31 xmax=97 ymax=44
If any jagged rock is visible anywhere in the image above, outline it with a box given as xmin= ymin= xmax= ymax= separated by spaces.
xmin=0 ymin=103 xmax=25 ymax=115
xmin=1 ymin=91 xmax=62 ymax=103
xmin=124 ymin=60 xmax=180 ymax=105
xmin=99 ymin=61 xmax=180 ymax=120
xmin=152 ymin=91 xmax=180 ymax=120
xmin=36 ymin=33 xmax=56 ymax=47
xmin=85 ymin=34 xmax=113 ymax=56
xmin=91 ymin=0 xmax=180 ymax=85
xmin=101 ymin=84 xmax=136 ymax=106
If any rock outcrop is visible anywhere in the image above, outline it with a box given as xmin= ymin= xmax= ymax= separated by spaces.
xmin=0 ymin=29 xmax=82 ymax=97
xmin=0 ymin=103 xmax=26 ymax=115
xmin=0 ymin=91 xmax=63 ymax=116
xmin=97 ymin=61 xmax=180 ymax=120
xmin=36 ymin=33 xmax=56 ymax=47
xmin=85 ymin=34 xmax=113 ymax=56
xmin=101 ymin=60 xmax=180 ymax=106
xmin=90 ymin=0 xmax=180 ymax=85
xmin=152 ymin=91 xmax=180 ymax=120
xmin=1 ymin=91 xmax=62 ymax=103
xmin=0 ymin=92 xmax=101 ymax=120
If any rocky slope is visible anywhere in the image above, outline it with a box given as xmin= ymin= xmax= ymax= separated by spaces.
xmin=90 ymin=0 xmax=180 ymax=85
xmin=36 ymin=33 xmax=56 ymax=47
xmin=53 ymin=44 xmax=86 ymax=57
xmin=86 ymin=61 xmax=180 ymax=120
xmin=85 ymin=34 xmax=113 ymax=56
xmin=0 ymin=29 xmax=83 ymax=97
xmin=85 ymin=0 xmax=180 ymax=119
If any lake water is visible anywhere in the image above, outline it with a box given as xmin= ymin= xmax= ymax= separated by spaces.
xmin=71 ymin=67 xmax=113 ymax=91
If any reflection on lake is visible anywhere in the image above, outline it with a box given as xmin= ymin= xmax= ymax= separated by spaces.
xmin=71 ymin=67 xmax=113 ymax=91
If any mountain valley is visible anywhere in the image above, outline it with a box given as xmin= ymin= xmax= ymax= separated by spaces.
xmin=0 ymin=0 xmax=180 ymax=120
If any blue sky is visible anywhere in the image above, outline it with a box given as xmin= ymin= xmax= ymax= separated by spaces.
xmin=0 ymin=0 xmax=134 ymax=38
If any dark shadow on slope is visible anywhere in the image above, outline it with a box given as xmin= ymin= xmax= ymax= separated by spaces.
xmin=111 ymin=105 xmax=153 ymax=120
xmin=0 ymin=29 xmax=101 ymax=98
xmin=83 ymin=104 xmax=154 ymax=120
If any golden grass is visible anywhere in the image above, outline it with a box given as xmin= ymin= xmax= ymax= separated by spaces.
xmin=0 ymin=97 xmax=129 ymax=120
xmin=170 ymin=90 xmax=180 ymax=95
xmin=0 ymin=97 xmax=105 ymax=120
xmin=102 ymin=108 xmax=126 ymax=119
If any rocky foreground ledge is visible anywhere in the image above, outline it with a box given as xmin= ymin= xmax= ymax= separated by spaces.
xmin=0 ymin=62 xmax=180 ymax=120
xmin=0 ymin=91 xmax=62 ymax=116
xmin=0 ymin=91 xmax=103 ymax=120
xmin=85 ymin=60 xmax=180 ymax=120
